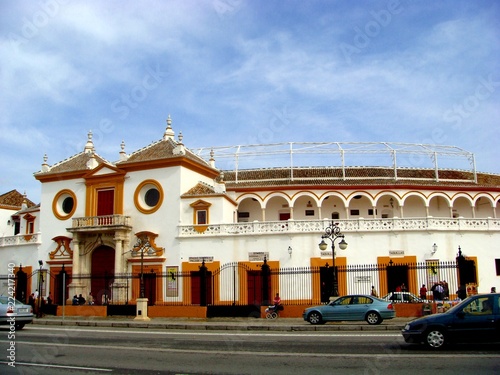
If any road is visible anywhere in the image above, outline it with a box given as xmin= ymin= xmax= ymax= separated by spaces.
xmin=1 ymin=325 xmax=499 ymax=374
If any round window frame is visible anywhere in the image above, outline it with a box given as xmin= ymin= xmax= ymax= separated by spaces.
xmin=134 ymin=179 xmax=164 ymax=214
xmin=52 ymin=189 xmax=77 ymax=220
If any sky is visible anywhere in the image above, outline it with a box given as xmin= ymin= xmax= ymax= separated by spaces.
xmin=1 ymin=0 xmax=499 ymax=204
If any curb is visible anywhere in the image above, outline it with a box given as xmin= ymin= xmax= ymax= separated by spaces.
xmin=31 ymin=317 xmax=408 ymax=332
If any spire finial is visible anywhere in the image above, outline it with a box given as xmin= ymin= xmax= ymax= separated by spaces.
xmin=163 ymin=115 xmax=175 ymax=140
xmin=84 ymin=130 xmax=95 ymax=153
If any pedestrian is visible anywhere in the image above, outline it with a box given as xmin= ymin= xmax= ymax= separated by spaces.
xmin=400 ymin=283 xmax=407 ymax=292
xmin=273 ymin=293 xmax=281 ymax=308
xmin=435 ymin=282 xmax=444 ymax=300
xmin=72 ymin=295 xmax=79 ymax=305
xmin=442 ymin=280 xmax=449 ymax=300
xmin=419 ymin=284 xmax=427 ymax=300
xmin=47 ymin=292 xmax=53 ymax=305
xmin=88 ymin=292 xmax=94 ymax=305
xmin=457 ymin=285 xmax=467 ymax=300
xmin=371 ymin=286 xmax=378 ymax=297
xmin=28 ymin=293 xmax=35 ymax=310
xmin=78 ymin=294 xmax=86 ymax=305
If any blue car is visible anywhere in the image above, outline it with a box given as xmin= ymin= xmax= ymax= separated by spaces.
xmin=402 ymin=293 xmax=500 ymax=349
xmin=303 ymin=294 xmax=396 ymax=325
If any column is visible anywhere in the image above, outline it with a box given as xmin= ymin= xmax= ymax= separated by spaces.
xmin=112 ymin=231 xmax=128 ymax=304
xmin=67 ymin=234 xmax=86 ymax=302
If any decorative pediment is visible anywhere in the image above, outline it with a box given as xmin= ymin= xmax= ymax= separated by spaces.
xmin=132 ymin=231 xmax=164 ymax=257
xmin=49 ymin=236 xmax=73 ymax=259
xmin=23 ymin=213 xmax=36 ymax=221
xmin=190 ymin=199 xmax=212 ymax=209
xmin=82 ymin=163 xmax=126 ymax=180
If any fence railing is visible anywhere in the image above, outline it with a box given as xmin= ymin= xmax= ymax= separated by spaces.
xmin=3 ymin=260 xmax=470 ymax=308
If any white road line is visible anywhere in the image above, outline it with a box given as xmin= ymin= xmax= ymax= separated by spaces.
xmin=6 ymin=341 xmax=500 ymax=359
xmin=0 ymin=360 xmax=112 ymax=372
xmin=24 ymin=326 xmax=401 ymax=337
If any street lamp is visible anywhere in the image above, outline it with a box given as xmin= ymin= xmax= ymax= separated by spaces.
xmin=318 ymin=222 xmax=348 ymax=297
xmin=132 ymin=236 xmax=154 ymax=299
xmin=132 ymin=235 xmax=155 ymax=322
xmin=37 ymin=260 xmax=44 ymax=318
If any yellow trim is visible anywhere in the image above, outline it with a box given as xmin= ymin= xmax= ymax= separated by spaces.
xmin=190 ymin=199 xmax=211 ymax=226
xmin=377 ymin=256 xmax=417 ymax=296
xmin=310 ymin=257 xmax=347 ymax=301
xmin=134 ymin=179 xmax=164 ymax=214
xmin=52 ymin=189 xmax=77 ymax=220
xmin=85 ymin=177 xmax=125 ymax=216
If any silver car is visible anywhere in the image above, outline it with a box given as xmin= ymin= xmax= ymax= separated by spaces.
xmin=381 ymin=292 xmax=425 ymax=303
xmin=303 ymin=294 xmax=396 ymax=325
xmin=0 ymin=296 xmax=34 ymax=330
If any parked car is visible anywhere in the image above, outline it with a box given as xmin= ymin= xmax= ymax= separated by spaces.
xmin=0 ymin=296 xmax=34 ymax=330
xmin=402 ymin=293 xmax=500 ymax=349
xmin=303 ymin=294 xmax=395 ymax=325
xmin=381 ymin=292 xmax=425 ymax=303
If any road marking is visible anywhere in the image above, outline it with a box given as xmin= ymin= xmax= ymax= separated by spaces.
xmin=25 ymin=326 xmax=401 ymax=337
xmin=0 ymin=360 xmax=112 ymax=372
xmin=6 ymin=341 xmax=500 ymax=359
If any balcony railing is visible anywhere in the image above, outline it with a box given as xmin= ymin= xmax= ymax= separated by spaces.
xmin=71 ymin=215 xmax=132 ymax=231
xmin=0 ymin=233 xmax=41 ymax=247
xmin=179 ymin=217 xmax=500 ymax=237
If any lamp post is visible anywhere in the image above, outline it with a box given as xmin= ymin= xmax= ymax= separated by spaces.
xmin=139 ymin=248 xmax=145 ymax=299
xmin=37 ymin=260 xmax=43 ymax=318
xmin=133 ymin=236 xmax=151 ymax=299
xmin=318 ymin=222 xmax=348 ymax=297
xmin=133 ymin=235 xmax=152 ymax=321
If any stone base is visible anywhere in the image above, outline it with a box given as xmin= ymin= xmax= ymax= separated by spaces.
xmin=134 ymin=298 xmax=150 ymax=321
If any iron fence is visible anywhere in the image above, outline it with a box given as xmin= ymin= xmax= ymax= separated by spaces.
xmin=3 ymin=259 xmax=476 ymax=309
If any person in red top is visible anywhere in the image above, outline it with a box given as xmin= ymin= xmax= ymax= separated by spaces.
xmin=419 ymin=284 xmax=427 ymax=300
xmin=273 ymin=293 xmax=282 ymax=312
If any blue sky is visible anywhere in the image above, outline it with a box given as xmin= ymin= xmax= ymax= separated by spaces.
xmin=1 ymin=0 xmax=499 ymax=203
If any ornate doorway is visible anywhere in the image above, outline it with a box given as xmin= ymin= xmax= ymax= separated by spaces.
xmin=91 ymin=245 xmax=115 ymax=305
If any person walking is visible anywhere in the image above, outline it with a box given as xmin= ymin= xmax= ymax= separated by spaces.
xmin=419 ymin=284 xmax=427 ymax=300
xmin=371 ymin=286 xmax=378 ymax=297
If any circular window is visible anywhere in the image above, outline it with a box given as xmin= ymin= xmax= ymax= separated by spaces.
xmin=62 ymin=196 xmax=74 ymax=214
xmin=134 ymin=180 xmax=163 ymax=214
xmin=145 ymin=188 xmax=160 ymax=207
xmin=52 ymin=190 xmax=77 ymax=220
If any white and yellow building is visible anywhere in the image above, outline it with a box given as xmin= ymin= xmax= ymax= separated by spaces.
xmin=1 ymin=117 xmax=499 ymax=312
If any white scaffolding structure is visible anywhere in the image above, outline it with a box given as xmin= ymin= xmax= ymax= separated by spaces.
xmin=192 ymin=142 xmax=477 ymax=183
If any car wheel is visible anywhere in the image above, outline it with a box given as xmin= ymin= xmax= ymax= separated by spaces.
xmin=307 ymin=311 xmax=323 ymax=325
xmin=15 ymin=323 xmax=25 ymax=330
xmin=425 ymin=329 xmax=446 ymax=349
xmin=365 ymin=311 xmax=382 ymax=325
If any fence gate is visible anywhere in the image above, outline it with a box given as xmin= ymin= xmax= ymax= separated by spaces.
xmin=207 ymin=262 xmax=266 ymax=318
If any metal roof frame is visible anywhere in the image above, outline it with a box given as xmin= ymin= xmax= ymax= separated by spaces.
xmin=192 ymin=142 xmax=477 ymax=183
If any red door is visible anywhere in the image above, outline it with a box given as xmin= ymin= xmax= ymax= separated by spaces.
xmin=191 ymin=271 xmax=212 ymax=305
xmin=97 ymin=190 xmax=114 ymax=216
xmin=91 ymin=246 xmax=115 ymax=305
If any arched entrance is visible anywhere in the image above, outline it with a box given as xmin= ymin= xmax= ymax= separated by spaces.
xmin=91 ymin=245 xmax=115 ymax=305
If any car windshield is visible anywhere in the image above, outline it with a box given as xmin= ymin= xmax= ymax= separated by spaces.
xmin=444 ymin=297 xmax=472 ymax=313
xmin=0 ymin=296 xmax=24 ymax=305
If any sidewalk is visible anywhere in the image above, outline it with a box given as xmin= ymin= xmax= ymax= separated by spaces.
xmin=32 ymin=315 xmax=409 ymax=332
